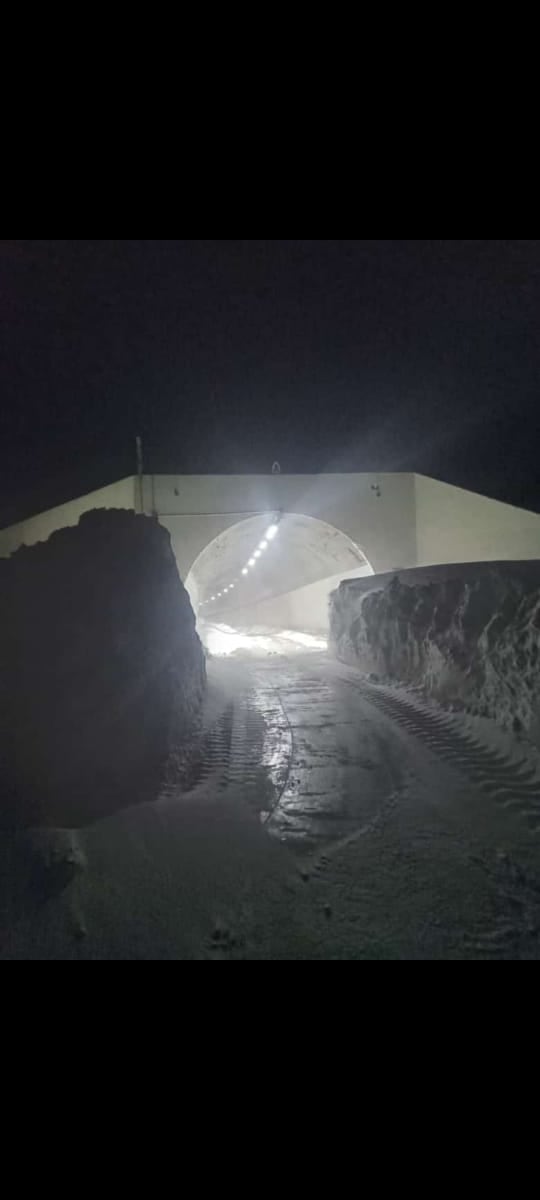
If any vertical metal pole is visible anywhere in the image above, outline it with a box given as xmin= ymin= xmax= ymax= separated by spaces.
xmin=135 ymin=435 xmax=144 ymax=514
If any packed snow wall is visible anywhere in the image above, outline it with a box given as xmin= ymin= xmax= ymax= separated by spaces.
xmin=330 ymin=562 xmax=540 ymax=742
xmin=0 ymin=510 xmax=206 ymax=829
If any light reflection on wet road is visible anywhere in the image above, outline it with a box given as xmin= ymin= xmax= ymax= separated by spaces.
xmin=203 ymin=649 xmax=540 ymax=851
xmin=204 ymin=654 xmax=399 ymax=847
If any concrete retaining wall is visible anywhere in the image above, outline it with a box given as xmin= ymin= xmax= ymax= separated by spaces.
xmin=0 ymin=477 xmax=136 ymax=558
xmin=415 ymin=475 xmax=540 ymax=565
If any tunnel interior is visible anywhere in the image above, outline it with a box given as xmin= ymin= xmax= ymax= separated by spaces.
xmin=184 ymin=513 xmax=373 ymax=653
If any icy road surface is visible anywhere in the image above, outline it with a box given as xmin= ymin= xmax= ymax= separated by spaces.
xmin=3 ymin=646 xmax=540 ymax=959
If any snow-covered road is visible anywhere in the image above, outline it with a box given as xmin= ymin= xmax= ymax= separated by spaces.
xmin=4 ymin=648 xmax=540 ymax=959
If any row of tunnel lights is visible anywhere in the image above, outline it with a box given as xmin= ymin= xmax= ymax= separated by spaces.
xmin=199 ymin=524 xmax=280 ymax=608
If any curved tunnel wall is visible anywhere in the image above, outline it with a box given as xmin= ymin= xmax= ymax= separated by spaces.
xmin=224 ymin=565 xmax=373 ymax=634
xmin=183 ymin=512 xmax=374 ymax=632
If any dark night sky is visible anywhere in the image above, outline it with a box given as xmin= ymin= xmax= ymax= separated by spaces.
xmin=2 ymin=239 xmax=539 ymax=525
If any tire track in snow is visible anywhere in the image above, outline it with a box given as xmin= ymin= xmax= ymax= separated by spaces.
xmin=342 ymin=678 xmax=540 ymax=830
xmin=181 ymin=679 xmax=294 ymax=815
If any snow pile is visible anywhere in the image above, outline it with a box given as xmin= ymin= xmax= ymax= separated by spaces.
xmin=0 ymin=510 xmax=206 ymax=829
xmin=330 ymin=563 xmax=540 ymax=742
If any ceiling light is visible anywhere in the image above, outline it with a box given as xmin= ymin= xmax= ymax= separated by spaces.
xmin=248 ymin=558 xmax=256 ymax=567
xmin=259 ymin=540 xmax=268 ymax=550
xmin=242 ymin=568 xmax=248 ymax=575
xmin=254 ymin=550 xmax=261 ymax=558
xmin=266 ymin=524 xmax=278 ymax=539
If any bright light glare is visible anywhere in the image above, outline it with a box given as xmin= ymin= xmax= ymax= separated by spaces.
xmin=242 ymin=568 xmax=248 ymax=575
xmin=279 ymin=630 xmax=327 ymax=649
xmin=254 ymin=550 xmax=261 ymax=558
xmin=205 ymin=624 xmax=327 ymax=658
xmin=259 ymin=540 xmax=268 ymax=550
xmin=266 ymin=524 xmax=278 ymax=540
xmin=248 ymin=558 xmax=256 ymax=567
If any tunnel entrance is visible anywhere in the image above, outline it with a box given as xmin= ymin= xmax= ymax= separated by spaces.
xmin=184 ymin=513 xmax=372 ymax=654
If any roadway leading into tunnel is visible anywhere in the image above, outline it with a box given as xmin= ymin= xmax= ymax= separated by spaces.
xmin=6 ymin=645 xmax=540 ymax=959
xmin=181 ymin=646 xmax=540 ymax=957
xmin=200 ymin=649 xmax=540 ymax=838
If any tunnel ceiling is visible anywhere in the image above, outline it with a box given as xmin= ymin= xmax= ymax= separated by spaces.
xmin=186 ymin=513 xmax=368 ymax=614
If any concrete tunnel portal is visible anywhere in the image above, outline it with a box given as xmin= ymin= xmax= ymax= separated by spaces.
xmin=4 ymin=470 xmax=540 ymax=655
xmin=184 ymin=512 xmax=373 ymax=646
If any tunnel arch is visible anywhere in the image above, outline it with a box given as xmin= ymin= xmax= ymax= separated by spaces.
xmin=182 ymin=512 xmax=373 ymax=631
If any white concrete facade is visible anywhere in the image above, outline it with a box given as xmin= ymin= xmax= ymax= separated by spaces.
xmin=414 ymin=475 xmax=540 ymax=565
xmin=0 ymin=477 xmax=137 ymax=558
xmin=1 ymin=472 xmax=540 ymax=606
xmin=141 ymin=472 xmax=417 ymax=579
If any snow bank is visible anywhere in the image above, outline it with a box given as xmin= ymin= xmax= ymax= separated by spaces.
xmin=330 ymin=562 xmax=540 ymax=742
xmin=0 ymin=510 xmax=205 ymax=829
